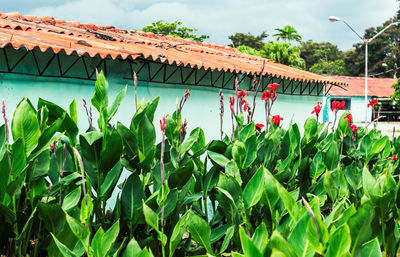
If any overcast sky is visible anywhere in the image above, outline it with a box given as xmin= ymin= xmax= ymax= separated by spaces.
xmin=3 ymin=0 xmax=398 ymax=50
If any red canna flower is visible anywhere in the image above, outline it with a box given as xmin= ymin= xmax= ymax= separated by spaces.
xmin=229 ymin=96 xmax=235 ymax=113
xmin=267 ymin=83 xmax=280 ymax=92
xmin=237 ymin=90 xmax=249 ymax=98
xmin=255 ymin=123 xmax=264 ymax=132
xmin=160 ymin=115 xmax=167 ymax=132
xmin=241 ymin=99 xmax=248 ymax=111
xmin=367 ymin=99 xmax=378 ymax=108
xmin=331 ymin=100 xmax=345 ymax=112
xmin=391 ymin=154 xmax=397 ymax=161
xmin=350 ymin=124 xmax=357 ymax=136
xmin=261 ymin=90 xmax=273 ymax=101
xmin=272 ymin=115 xmax=283 ymax=126
xmin=344 ymin=114 xmax=352 ymax=126
xmin=311 ymin=102 xmax=322 ymax=116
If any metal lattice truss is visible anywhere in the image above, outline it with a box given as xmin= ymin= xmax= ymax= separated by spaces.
xmin=0 ymin=47 xmax=337 ymax=96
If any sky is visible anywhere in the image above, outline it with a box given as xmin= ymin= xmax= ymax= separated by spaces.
xmin=2 ymin=0 xmax=399 ymax=50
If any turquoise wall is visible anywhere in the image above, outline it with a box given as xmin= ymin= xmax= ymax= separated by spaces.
xmin=0 ymin=47 xmax=323 ymax=140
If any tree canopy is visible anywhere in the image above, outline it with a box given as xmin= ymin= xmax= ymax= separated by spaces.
xmin=142 ymin=20 xmax=210 ymax=42
xmin=228 ymin=32 xmax=268 ymax=50
xmin=273 ymin=25 xmax=302 ymax=43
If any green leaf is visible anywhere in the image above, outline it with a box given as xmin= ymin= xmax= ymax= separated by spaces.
xmin=323 ymin=170 xmax=337 ymax=202
xmin=137 ymin=115 xmax=156 ymax=161
xmin=117 ymin=122 xmax=137 ymax=158
xmin=325 ymin=224 xmax=351 ymax=257
xmin=11 ymin=98 xmax=41 ymax=155
xmin=143 ymin=202 xmax=159 ymax=232
xmin=360 ymin=238 xmax=382 ymax=257
xmin=232 ymin=140 xmax=246 ymax=168
xmin=100 ymin=129 xmax=122 ymax=173
xmin=239 ymin=226 xmax=262 ymax=257
xmin=100 ymin=162 xmax=122 ymax=198
xmin=220 ymin=226 xmax=235 ymax=253
xmin=92 ymin=70 xmax=109 ymax=112
xmin=252 ymin=223 xmax=268 ymax=254
xmin=310 ymin=152 xmax=325 ymax=182
xmin=243 ymin=166 xmax=264 ymax=209
xmin=304 ymin=116 xmax=318 ymax=140
xmin=62 ymin=187 xmax=81 ymax=211
xmin=243 ymin=134 xmax=257 ymax=168
xmin=123 ymin=237 xmax=142 ymax=257
xmin=169 ymin=211 xmax=190 ymax=257
xmin=11 ymin=138 xmax=26 ymax=177
xmin=108 ymin=85 xmax=127 ymax=121
xmin=366 ymin=136 xmax=389 ymax=164
xmin=69 ymin=99 xmax=77 ymax=124
xmin=100 ymin=221 xmax=120 ymax=257
xmin=306 ymin=213 xmax=329 ymax=254
xmin=348 ymin=201 xmax=373 ymax=255
xmin=187 ymin=212 xmax=214 ymax=254
xmin=66 ymin=214 xmax=90 ymax=252
xmin=208 ymin=151 xmax=230 ymax=167
xmin=32 ymin=149 xmax=51 ymax=180
xmin=325 ymin=141 xmax=339 ymax=170
xmin=288 ymin=212 xmax=315 ymax=257
xmin=269 ymin=230 xmax=297 ymax=257
xmin=121 ymin=172 xmax=145 ymax=221
xmin=51 ymin=233 xmax=78 ymax=257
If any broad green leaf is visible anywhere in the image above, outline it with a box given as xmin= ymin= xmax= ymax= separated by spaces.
xmin=239 ymin=226 xmax=262 ymax=257
xmin=232 ymin=140 xmax=246 ymax=168
xmin=100 ymin=221 xmax=120 ymax=257
xmin=92 ymin=70 xmax=109 ymax=112
xmin=304 ymin=116 xmax=318 ymax=140
xmin=306 ymin=214 xmax=329 ymax=254
xmin=252 ymin=223 xmax=268 ymax=254
xmin=100 ymin=162 xmax=122 ymax=198
xmin=323 ymin=170 xmax=337 ymax=202
xmin=180 ymin=127 xmax=202 ymax=158
xmin=310 ymin=152 xmax=325 ymax=182
xmin=66 ymin=214 xmax=90 ymax=251
xmin=288 ymin=212 xmax=314 ymax=257
xmin=108 ymin=85 xmax=127 ymax=121
xmin=325 ymin=141 xmax=339 ymax=170
xmin=11 ymin=98 xmax=41 ymax=155
xmin=220 ymin=226 xmax=235 ymax=253
xmin=243 ymin=134 xmax=257 ymax=168
xmin=116 ymin=122 xmax=137 ymax=158
xmin=51 ymin=233 xmax=78 ymax=257
xmin=100 ymin=129 xmax=122 ymax=173
xmin=62 ymin=187 xmax=81 ymax=211
xmin=121 ymin=172 xmax=145 ymax=221
xmin=208 ymin=151 xmax=230 ymax=167
xmin=348 ymin=201 xmax=373 ymax=255
xmin=243 ymin=166 xmax=264 ymax=209
xmin=269 ymin=230 xmax=297 ymax=257
xmin=360 ymin=238 xmax=382 ymax=257
xmin=325 ymin=224 xmax=351 ymax=257
xmin=187 ymin=212 xmax=214 ymax=254
xmin=169 ymin=211 xmax=190 ymax=257
xmin=123 ymin=237 xmax=142 ymax=257
xmin=92 ymin=227 xmax=105 ymax=257
xmin=137 ymin=115 xmax=156 ymax=161
xmin=143 ymin=202 xmax=159 ymax=232
xmin=69 ymin=99 xmax=77 ymax=124
xmin=366 ymin=136 xmax=389 ymax=164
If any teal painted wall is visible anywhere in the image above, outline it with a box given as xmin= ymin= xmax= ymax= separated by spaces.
xmin=0 ymin=47 xmax=323 ymax=140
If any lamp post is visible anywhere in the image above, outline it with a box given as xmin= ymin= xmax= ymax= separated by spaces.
xmin=329 ymin=16 xmax=397 ymax=123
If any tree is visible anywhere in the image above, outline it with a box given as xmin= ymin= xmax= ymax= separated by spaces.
xmin=344 ymin=11 xmax=400 ymax=78
xmin=309 ymin=60 xmax=346 ymax=75
xmin=262 ymin=41 xmax=305 ymax=69
xmin=228 ymin=32 xmax=268 ymax=50
xmin=300 ymin=41 xmax=344 ymax=70
xmin=273 ymin=25 xmax=302 ymax=43
xmin=142 ymin=20 xmax=210 ymax=42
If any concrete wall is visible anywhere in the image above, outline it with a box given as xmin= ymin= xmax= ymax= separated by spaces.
xmin=0 ymin=72 xmax=322 ymax=141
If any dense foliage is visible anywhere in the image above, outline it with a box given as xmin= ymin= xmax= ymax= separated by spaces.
xmin=142 ymin=20 xmax=209 ymax=42
xmin=1 ymin=72 xmax=400 ymax=257
xmin=228 ymin=32 xmax=269 ymax=50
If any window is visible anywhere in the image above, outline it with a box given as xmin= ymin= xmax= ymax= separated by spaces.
xmin=330 ymin=98 xmax=351 ymax=110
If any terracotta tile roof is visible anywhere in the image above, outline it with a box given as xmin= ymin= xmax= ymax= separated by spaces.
xmin=0 ymin=12 xmax=345 ymax=86
xmin=327 ymin=76 xmax=397 ymax=98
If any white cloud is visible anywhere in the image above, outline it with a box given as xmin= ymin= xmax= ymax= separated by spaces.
xmin=25 ymin=0 xmax=399 ymax=50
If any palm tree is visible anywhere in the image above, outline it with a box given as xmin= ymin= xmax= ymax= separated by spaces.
xmin=273 ymin=25 xmax=302 ymax=43
xmin=261 ymin=41 xmax=305 ymax=69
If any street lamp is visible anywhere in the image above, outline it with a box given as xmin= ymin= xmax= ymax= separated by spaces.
xmin=329 ymin=16 xmax=397 ymax=123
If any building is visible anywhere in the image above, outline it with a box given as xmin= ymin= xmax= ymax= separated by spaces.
xmin=324 ymin=76 xmax=397 ymax=123
xmin=0 ymin=12 xmax=344 ymax=139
